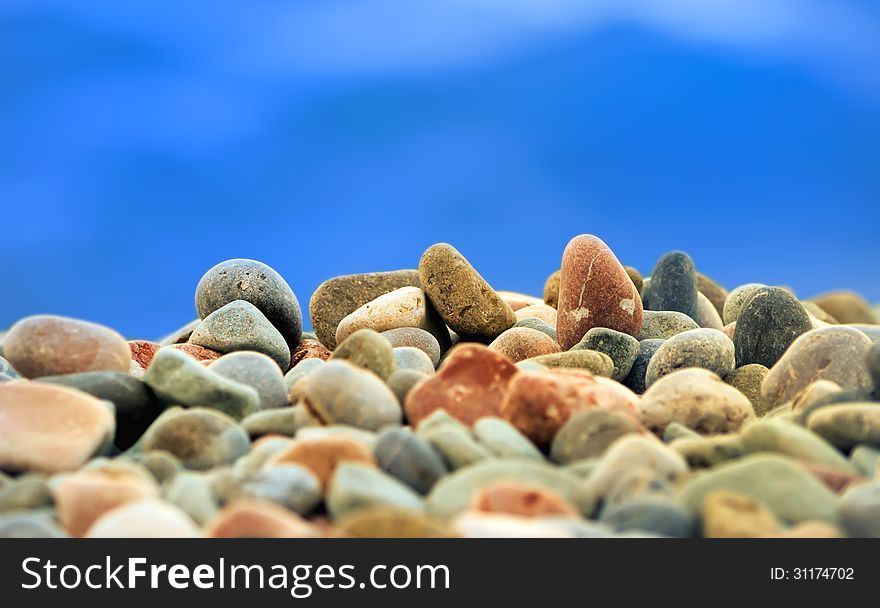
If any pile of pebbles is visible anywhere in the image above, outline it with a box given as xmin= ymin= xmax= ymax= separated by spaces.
xmin=1 ymin=238 xmax=879 ymax=538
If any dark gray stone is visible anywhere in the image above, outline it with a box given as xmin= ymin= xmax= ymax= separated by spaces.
xmin=734 ymin=287 xmax=812 ymax=368
xmin=643 ymin=251 xmax=698 ymax=319
xmin=374 ymin=427 xmax=449 ymax=494
xmin=623 ymin=339 xmax=664 ymax=394
xmin=573 ymin=327 xmax=640 ymax=381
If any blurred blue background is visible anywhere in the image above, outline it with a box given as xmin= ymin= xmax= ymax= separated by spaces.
xmin=2 ymin=0 xmax=879 ymax=339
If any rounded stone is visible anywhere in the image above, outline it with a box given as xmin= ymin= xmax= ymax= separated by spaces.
xmin=722 ymin=283 xmax=765 ymax=325
xmin=622 ymin=339 xmax=664 ymax=395
xmin=573 ymin=327 xmax=640 ymax=381
xmin=0 ymin=382 xmax=115 ymax=474
xmin=289 ymin=338 xmax=332 ymax=368
xmin=404 ymin=343 xmax=518 ymax=427
xmin=239 ymin=464 xmax=321 ymax=515
xmin=386 ymin=369 xmax=428 ymax=405
xmin=381 ymin=327 xmax=441 ymax=368
xmin=514 ymin=317 xmax=557 ymax=341
xmin=471 ymin=482 xmax=579 ymax=518
xmin=724 ymin=364 xmax=772 ymax=417
xmin=733 ymin=287 xmax=812 ymax=368
xmin=642 ymin=251 xmax=698 ymax=319
xmin=551 ymin=409 xmax=644 ymax=464
xmin=543 ymin=270 xmax=561 ymax=308
xmin=811 ymin=291 xmax=878 ymax=325
xmin=392 ymin=346 xmax=435 ymax=375
xmin=0 ymin=475 xmax=51 ymax=512
xmin=625 ymin=266 xmax=643 ymax=295
xmin=557 ymin=234 xmax=643 ymax=349
xmin=498 ymin=291 xmax=544 ymax=311
xmin=600 ymin=498 xmax=696 ymax=538
xmin=838 ymin=481 xmax=880 ymax=537
xmin=266 ymin=435 xmax=375 ymax=490
xmin=203 ymin=500 xmax=318 ymax=538
xmin=326 ymin=462 xmax=424 ymax=519
xmin=143 ymin=348 xmax=260 ymax=420
xmin=85 ymin=499 xmax=200 ymax=538
xmin=586 ymin=435 xmax=688 ymax=498
xmin=336 ymin=508 xmax=453 ymax=538
xmin=3 ymin=315 xmax=130 ymax=378
xmin=790 ymin=379 xmax=843 ymax=417
xmin=740 ymin=419 xmax=854 ymax=471
xmin=166 ymin=343 xmax=223 ymax=364
xmin=330 ymin=328 xmax=396 ymax=380
xmin=210 ymin=351 xmax=289 ymax=410
xmin=374 ymin=427 xmax=448 ymax=494
xmin=140 ymin=408 xmax=250 ymax=471
xmin=694 ymin=292 xmax=724 ymax=330
xmin=761 ymin=326 xmax=874 ymax=406
xmin=524 ymin=350 xmax=614 ymax=376
xmin=701 ymin=490 xmax=781 ymax=538
xmin=806 ymin=404 xmax=880 ymax=450
xmin=309 ymin=269 xmax=421 ymax=350
xmin=284 ymin=357 xmax=325 ymax=392
xmin=697 ymin=272 xmax=729 ymax=319
xmin=488 ymin=327 xmax=561 ymax=363
xmin=163 ymin=471 xmax=218 ymax=525
xmin=300 ymin=360 xmax=402 ymax=430
xmin=472 ymin=416 xmax=544 ymax=460
xmin=420 ymin=425 xmax=494 ymax=469
xmin=514 ymin=304 xmax=557 ymax=326
xmin=195 ymin=258 xmax=302 ymax=348
xmin=335 ymin=286 xmax=450 ymax=351
xmin=637 ymin=310 xmax=699 ymax=340
xmin=128 ymin=340 xmax=160 ymax=372
xmin=39 ymin=371 xmax=162 ymax=450
xmin=189 ymin=300 xmax=290 ymax=370
xmin=644 ymin=328 xmax=735 ymax=387
xmin=639 ymin=368 xmax=755 ymax=434
xmin=418 ymin=243 xmax=516 ymax=341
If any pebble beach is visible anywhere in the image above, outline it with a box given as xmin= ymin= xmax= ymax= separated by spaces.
xmin=1 ymin=235 xmax=879 ymax=538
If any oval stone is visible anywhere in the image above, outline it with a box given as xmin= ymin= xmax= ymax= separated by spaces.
xmin=733 ymin=287 xmax=812 ymax=368
xmin=723 ymin=283 xmax=765 ymax=325
xmin=382 ymin=327 xmax=442 ymax=368
xmin=543 ymin=270 xmax=561 ymax=308
xmin=140 ymin=408 xmax=250 ymax=470
xmin=642 ymin=251 xmax=698 ymax=319
xmin=806 ymin=404 xmax=880 ymax=450
xmin=209 ymin=351 xmax=288 ymax=410
xmin=189 ymin=300 xmax=290 ymax=370
xmin=622 ymin=339 xmax=664 ymax=395
xmin=374 ymin=427 xmax=448 ymax=494
xmin=392 ymin=346 xmax=435 ymax=375
xmin=514 ymin=304 xmax=557 ymax=326
xmin=573 ymin=327 xmax=640 ymax=381
xmin=697 ymin=272 xmax=729 ymax=318
xmin=811 ymin=291 xmax=878 ymax=325
xmin=551 ymin=408 xmax=644 ymax=464
xmin=637 ymin=310 xmax=699 ymax=340
xmin=488 ymin=327 xmax=561 ymax=363
xmin=85 ymin=499 xmax=200 ymax=538
xmin=644 ymin=328 xmax=735 ymax=388
xmin=524 ymin=350 xmax=614 ymax=376
xmin=301 ymin=360 xmax=402 ymax=430
xmin=329 ymin=328 xmax=396 ymax=380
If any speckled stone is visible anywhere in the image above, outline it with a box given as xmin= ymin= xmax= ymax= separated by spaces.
xmin=543 ymin=270 xmax=560 ymax=308
xmin=639 ymin=368 xmax=755 ymax=434
xmin=209 ymin=351 xmax=288 ymax=410
xmin=405 ymin=343 xmax=518 ymax=427
xmin=326 ymin=462 xmax=424 ymax=519
xmin=557 ymin=235 xmax=643 ymax=349
xmin=724 ymin=364 xmax=772 ymax=416
xmin=309 ymin=269 xmax=421 ymax=350
xmin=392 ymin=346 xmax=435 ymax=375
xmin=806 ymin=404 xmax=880 ymax=450
xmin=701 ymin=490 xmax=781 ymax=538
xmin=697 ymin=272 xmax=729 ymax=319
xmin=128 ymin=340 xmax=161 ymax=372
xmin=622 ymin=339 xmax=664 ymax=394
xmin=722 ymin=283 xmax=765 ymax=325
xmin=573 ymin=327 xmax=640 ymax=381
xmin=386 ymin=369 xmax=428 ymax=405
xmin=644 ymin=328 xmax=735 ymax=387
xmin=289 ymin=338 xmax=331 ymax=368
xmin=374 ymin=427 xmax=448 ymax=494
xmin=500 ymin=369 xmax=639 ymax=447
xmin=472 ymin=417 xmax=544 ymax=460
xmin=637 ymin=310 xmax=699 ymax=340
xmin=141 ymin=407 xmax=250 ymax=470
xmin=335 ymin=286 xmax=451 ymax=352
xmin=329 ymin=328 xmax=396 ymax=380
xmin=488 ymin=327 xmax=561 ymax=363
xmin=382 ymin=327 xmax=441 ymax=368
xmin=740 ymin=419 xmax=854 ymax=471
xmin=189 ymin=300 xmax=291 ymax=370
xmin=514 ymin=317 xmax=557 ymax=341
xmin=642 ymin=251 xmax=698 ymax=319
xmin=811 ymin=291 xmax=878 ymax=325
xmin=734 ymin=287 xmax=812 ymax=368
xmin=144 ymin=348 xmax=260 ymax=420
xmin=514 ymin=304 xmax=557 ymax=326
xmin=838 ymin=481 xmax=880 ymax=537
xmin=3 ymin=315 xmax=131 ymax=378
xmin=524 ymin=350 xmax=614 ymax=376
xmin=195 ymin=258 xmax=302 ymax=348
xmin=418 ymin=243 xmax=516 ymax=341
xmin=694 ymin=292 xmax=724 ymax=330
xmin=761 ymin=326 xmax=874 ymax=406
xmin=551 ymin=408 xmax=644 ymax=464
xmin=266 ymin=434 xmax=375 ymax=490
xmin=0 ymin=382 xmax=115 ymax=474
xmin=300 ymin=360 xmax=401 ymax=430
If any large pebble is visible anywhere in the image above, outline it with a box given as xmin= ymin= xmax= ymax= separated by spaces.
xmin=374 ymin=428 xmax=448 ymax=494
xmin=761 ymin=326 xmax=873 ymax=406
xmin=143 ymin=348 xmax=260 ymax=420
xmin=733 ymin=287 xmax=812 ymax=368
xmin=488 ymin=327 xmax=561 ymax=363
xmin=330 ymin=328 xmax=396 ymax=380
xmin=382 ymin=327 xmax=441 ymax=368
xmin=639 ymin=368 xmax=755 ymax=434
xmin=405 ymin=343 xmax=518 ymax=427
xmin=140 ymin=408 xmax=250 ymax=470
xmin=551 ymin=409 xmax=644 ymax=464
xmin=0 ymin=383 xmax=114 ymax=474
xmin=326 ymin=463 xmax=424 ymax=518
xmin=637 ymin=310 xmax=699 ymax=340
xmin=301 ymin=360 xmax=401 ymax=430
xmin=190 ymin=300 xmax=290 ymax=370
xmin=557 ymin=235 xmax=643 ymax=349
xmin=644 ymin=328 xmax=735 ymax=387
xmin=209 ymin=351 xmax=288 ymax=410
xmin=3 ymin=315 xmax=130 ymax=378
xmin=573 ymin=327 xmax=639 ymax=381
xmin=722 ymin=283 xmax=765 ymax=325
xmin=418 ymin=243 xmax=516 ymax=341
xmin=806 ymin=404 xmax=880 ymax=450
xmin=643 ymin=251 xmax=698 ymax=319
xmin=195 ymin=258 xmax=302 ymax=348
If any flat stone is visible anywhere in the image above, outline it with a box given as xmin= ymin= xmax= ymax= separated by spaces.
xmin=573 ymin=327 xmax=640 ymax=381
xmin=382 ymin=327 xmax=441 ymax=368
xmin=838 ymin=481 xmax=880 ymax=537
xmin=209 ymin=351 xmax=288 ymax=410
xmin=677 ymin=454 xmax=839 ymax=524
xmin=639 ymin=368 xmax=755 ymax=434
xmin=622 ymin=339 xmax=664 ymax=394
xmin=643 ymin=251 xmax=698 ymax=319
xmin=203 ymin=500 xmax=318 ymax=538
xmin=405 ymin=343 xmax=518 ymax=427
xmin=266 ymin=435 xmax=375 ymax=490
xmin=811 ymin=291 xmax=878 ymax=325
xmin=637 ymin=310 xmax=699 ymax=340
xmin=488 ymin=327 xmax=561 ymax=363
xmin=335 ymin=508 xmax=453 ymax=538
xmin=740 ymin=419 xmax=855 ymax=471
xmin=806 ymin=403 xmax=880 ymax=450
xmin=144 ymin=348 xmax=260 ymax=420
xmin=500 ymin=369 xmax=639 ymax=447
xmin=761 ymin=326 xmax=874 ymax=406
xmin=551 ymin=408 xmax=644 ymax=464
xmin=514 ymin=317 xmax=557 ymax=341
xmin=524 ymin=350 xmax=614 ymax=376
xmin=330 ymin=328 xmax=396 ymax=380
xmin=724 ymin=364 xmax=772 ymax=417
xmin=239 ymin=464 xmax=321 ymax=515
xmin=39 ymin=371 xmax=162 ymax=450
xmin=301 ymin=360 xmax=401 ymax=430
xmin=374 ymin=427 xmax=448 ymax=494
xmin=195 ymin=258 xmax=302 ymax=348
xmin=386 ymin=369 xmax=428 ymax=405
xmin=543 ymin=270 xmax=560 ymax=308
xmin=557 ymin=234 xmax=643 ymax=349
xmin=644 ymin=328 xmax=735 ymax=387
xmin=697 ymin=272 xmax=728 ymax=319
xmin=3 ymin=315 xmax=130 ymax=378
xmin=309 ymin=269 xmax=421 ymax=350
xmin=473 ymin=417 xmax=544 ymax=460
xmin=85 ymin=499 xmax=200 ymax=537
xmin=392 ymin=346 xmax=435 ymax=375
xmin=189 ymin=300 xmax=290 ymax=370
xmin=140 ymin=407 xmax=250 ymax=470
xmin=722 ymin=283 xmax=765 ymax=325
xmin=289 ymin=338 xmax=331 ymax=368
xmin=418 ymin=243 xmax=516 ymax=341
xmin=326 ymin=462 xmax=424 ymax=519
xmin=734 ymin=287 xmax=812 ymax=368
xmin=701 ymin=490 xmax=781 ymax=538
xmin=0 ymin=382 xmax=115 ymax=474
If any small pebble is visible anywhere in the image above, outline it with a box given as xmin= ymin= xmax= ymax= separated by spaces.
xmin=326 ymin=462 xmax=424 ymax=519
xmin=336 ymin=508 xmax=453 ymax=538
xmin=163 ymin=471 xmax=218 ymax=525
xmin=644 ymin=328 xmax=735 ymax=387
xmin=551 ymin=409 xmax=644 ymax=464
xmin=838 ymin=481 xmax=880 ymax=537
xmin=289 ymin=338 xmax=332 ymax=367
xmin=472 ymin=417 xmax=544 ymax=460
xmin=488 ymin=327 xmax=561 ymax=363
xmin=696 ymin=272 xmax=729 ymax=319
xmin=514 ymin=317 xmax=557 ymax=341
xmin=209 ymin=351 xmax=288 ymax=410
xmin=140 ymin=408 xmax=251 ymax=471
xmin=806 ymin=404 xmax=880 ymax=450
xmin=642 ymin=251 xmax=698 ymax=319
xmin=374 ymin=428 xmax=448 ymax=494
xmin=524 ymin=349 xmax=614 ymax=375
xmin=637 ymin=310 xmax=699 ymax=340
xmin=740 ymin=419 xmax=855 ymax=471
xmin=301 ymin=360 xmax=401 ymax=430
xmin=701 ymin=490 xmax=781 ymax=538
xmin=241 ymin=406 xmax=317 ymax=438
xmin=514 ymin=304 xmax=558 ymax=326
xmin=471 ymin=482 xmax=579 ymax=518
xmin=392 ymin=346 xmax=435 ymax=374
xmin=386 ymin=369 xmax=428 ymax=405
xmin=382 ymin=327 xmax=442 ymax=367
xmin=167 ymin=343 xmax=223 ymax=363
xmin=543 ymin=270 xmax=560 ymax=308
xmin=573 ymin=327 xmax=640 ymax=381
xmin=266 ymin=435 xmax=375 ymax=490
xmin=330 ymin=328 xmax=396 ymax=380
xmin=239 ymin=464 xmax=322 ymax=515
xmin=811 ymin=291 xmax=878 ymax=325
xmin=600 ymin=497 xmax=696 ymax=538
xmin=85 ymin=499 xmax=200 ymax=538
xmin=722 ymin=283 xmax=765 ymax=325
